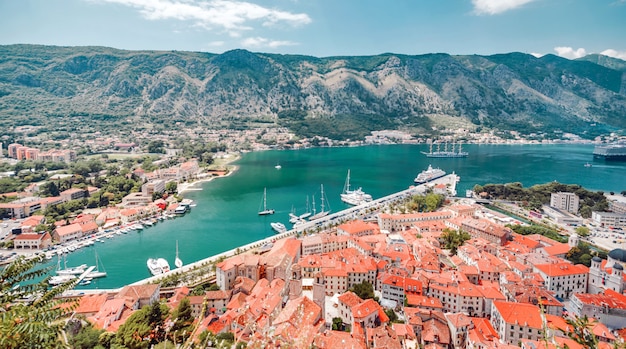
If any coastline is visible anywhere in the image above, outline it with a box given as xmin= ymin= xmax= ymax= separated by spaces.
xmin=177 ymin=153 xmax=241 ymax=195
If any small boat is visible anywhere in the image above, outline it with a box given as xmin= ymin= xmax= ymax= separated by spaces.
xmin=584 ymin=162 xmax=592 ymax=167
xmin=48 ymin=275 xmax=76 ymax=285
xmin=275 ymin=162 xmax=282 ymax=169
xmin=78 ymin=278 xmax=92 ymax=286
xmin=258 ymin=187 xmax=275 ymax=215
xmin=147 ymin=258 xmax=171 ymax=276
xmin=175 ymin=240 xmax=183 ymax=269
xmin=271 ymin=222 xmax=287 ymax=234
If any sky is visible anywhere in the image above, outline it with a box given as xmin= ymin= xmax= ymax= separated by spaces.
xmin=0 ymin=0 xmax=625 ymax=60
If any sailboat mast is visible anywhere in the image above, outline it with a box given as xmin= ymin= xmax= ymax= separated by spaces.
xmin=320 ymin=184 xmax=325 ymax=212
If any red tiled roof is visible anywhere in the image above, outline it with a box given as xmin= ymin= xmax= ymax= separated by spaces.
xmin=534 ymin=262 xmax=589 ymax=277
xmin=493 ymin=301 xmax=542 ymax=329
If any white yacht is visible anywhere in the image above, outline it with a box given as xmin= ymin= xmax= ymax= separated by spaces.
xmin=147 ymin=258 xmax=171 ymax=276
xmin=48 ymin=275 xmax=76 ymax=285
xmin=270 ymin=222 xmax=287 ymax=234
xmin=414 ymin=165 xmax=446 ymax=184
xmin=340 ymin=169 xmax=372 ymax=206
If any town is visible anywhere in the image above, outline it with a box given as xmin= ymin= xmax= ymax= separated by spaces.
xmin=4 ymin=165 xmax=626 ymax=348
xmin=2 ymin=127 xmax=626 ymax=349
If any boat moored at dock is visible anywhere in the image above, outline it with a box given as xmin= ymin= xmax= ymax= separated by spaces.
xmin=414 ymin=165 xmax=446 ymax=184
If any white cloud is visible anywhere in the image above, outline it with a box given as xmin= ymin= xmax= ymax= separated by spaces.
xmin=601 ymin=49 xmax=626 ymax=60
xmin=472 ymin=0 xmax=537 ymax=15
xmin=92 ymin=0 xmax=311 ymax=36
xmin=530 ymin=52 xmax=544 ymax=58
xmin=241 ymin=36 xmax=298 ymax=48
xmin=207 ymin=40 xmax=225 ymax=47
xmin=554 ymin=46 xmax=587 ymax=59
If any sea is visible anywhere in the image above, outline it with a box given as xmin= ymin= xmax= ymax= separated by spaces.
xmin=41 ymin=143 xmax=626 ymax=289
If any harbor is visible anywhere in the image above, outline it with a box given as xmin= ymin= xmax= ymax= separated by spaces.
xmin=9 ymin=143 xmax=626 ymax=290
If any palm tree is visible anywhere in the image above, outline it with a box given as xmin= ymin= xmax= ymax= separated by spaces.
xmin=0 ymin=256 xmax=77 ymax=349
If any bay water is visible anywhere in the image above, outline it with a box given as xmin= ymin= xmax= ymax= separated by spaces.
xmin=45 ymin=144 xmax=626 ymax=289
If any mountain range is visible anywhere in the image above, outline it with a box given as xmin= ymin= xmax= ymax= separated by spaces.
xmin=1 ymin=44 xmax=625 ymax=139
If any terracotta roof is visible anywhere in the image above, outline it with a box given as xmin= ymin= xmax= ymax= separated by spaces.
xmin=543 ymin=242 xmax=572 ymax=256
xmin=55 ymin=223 xmax=82 ymax=236
xmin=534 ymin=262 xmax=589 ymax=277
xmin=493 ymin=301 xmax=543 ymax=329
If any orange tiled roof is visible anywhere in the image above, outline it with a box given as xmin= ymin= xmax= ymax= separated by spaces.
xmin=493 ymin=300 xmax=543 ymax=329
xmin=534 ymin=262 xmax=589 ymax=277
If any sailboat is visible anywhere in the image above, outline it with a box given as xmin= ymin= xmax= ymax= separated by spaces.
xmin=175 ymin=240 xmax=183 ymax=269
xmin=85 ymin=251 xmax=107 ymax=278
xmin=56 ymin=255 xmax=88 ymax=276
xmin=258 ymin=187 xmax=275 ymax=215
xmin=309 ymin=184 xmax=331 ymax=221
xmin=275 ymin=162 xmax=282 ymax=169
xmin=340 ymin=169 xmax=372 ymax=206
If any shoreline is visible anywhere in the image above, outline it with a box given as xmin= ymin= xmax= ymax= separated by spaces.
xmin=177 ymin=153 xmax=241 ymax=195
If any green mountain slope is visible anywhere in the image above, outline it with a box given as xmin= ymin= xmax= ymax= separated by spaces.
xmin=1 ymin=44 xmax=625 ymax=138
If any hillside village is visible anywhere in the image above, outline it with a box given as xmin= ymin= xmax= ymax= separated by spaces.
xmin=60 ymin=200 xmax=626 ymax=348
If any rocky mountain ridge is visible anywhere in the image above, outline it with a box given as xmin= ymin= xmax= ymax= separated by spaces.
xmin=1 ymin=44 xmax=625 ymax=138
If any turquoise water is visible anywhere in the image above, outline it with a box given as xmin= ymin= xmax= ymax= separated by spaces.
xmin=43 ymin=144 xmax=626 ymax=289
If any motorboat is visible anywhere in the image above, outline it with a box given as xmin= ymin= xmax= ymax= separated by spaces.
xmin=48 ymin=275 xmax=76 ymax=285
xmin=271 ymin=222 xmax=287 ymax=234
xmin=147 ymin=258 xmax=171 ymax=276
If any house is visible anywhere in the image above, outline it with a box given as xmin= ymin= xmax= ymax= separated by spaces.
xmin=116 ymin=284 xmax=160 ymax=309
xmin=490 ymin=301 xmax=543 ymax=345
xmin=13 ymin=232 xmax=51 ymax=249
xmin=53 ymin=223 xmax=83 ymax=243
xmin=533 ymin=261 xmax=589 ymax=299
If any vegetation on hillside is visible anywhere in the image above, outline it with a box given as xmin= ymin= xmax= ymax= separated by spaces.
xmin=474 ymin=181 xmax=608 ymax=217
xmin=2 ymin=45 xmax=625 ymax=140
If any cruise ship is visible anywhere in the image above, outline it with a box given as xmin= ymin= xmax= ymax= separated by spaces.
xmin=414 ymin=165 xmax=446 ymax=184
xmin=593 ymin=144 xmax=626 ymax=160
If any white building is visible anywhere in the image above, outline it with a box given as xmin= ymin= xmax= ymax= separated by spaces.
xmin=533 ymin=261 xmax=588 ymax=299
xmin=591 ymin=211 xmax=626 ymax=228
xmin=550 ymin=192 xmax=580 ymax=214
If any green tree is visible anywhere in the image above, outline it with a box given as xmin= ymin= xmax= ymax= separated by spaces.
xmin=575 ymin=226 xmax=590 ymax=237
xmin=170 ymin=298 xmax=194 ymax=344
xmin=332 ymin=317 xmax=344 ymax=331
xmin=440 ymin=228 xmax=471 ymax=255
xmin=66 ymin=320 xmax=105 ymax=349
xmin=40 ymin=181 xmax=60 ymax=197
xmin=349 ymin=281 xmax=376 ymax=300
xmin=165 ymin=181 xmax=178 ymax=194
xmin=115 ymin=302 xmax=170 ymax=349
xmin=0 ymin=256 xmax=77 ymax=349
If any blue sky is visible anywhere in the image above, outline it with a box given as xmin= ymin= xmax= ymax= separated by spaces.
xmin=0 ymin=0 xmax=625 ymax=59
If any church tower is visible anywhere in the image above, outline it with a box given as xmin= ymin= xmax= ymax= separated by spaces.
xmin=288 ymin=264 xmax=302 ymax=300
xmin=588 ymin=256 xmax=603 ymax=294
xmin=313 ymin=272 xmax=326 ymax=316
